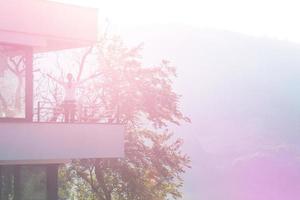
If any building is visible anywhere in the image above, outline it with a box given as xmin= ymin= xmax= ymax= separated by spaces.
xmin=0 ymin=1 xmax=123 ymax=199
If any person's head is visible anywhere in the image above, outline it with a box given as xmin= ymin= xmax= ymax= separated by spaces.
xmin=66 ymin=73 xmax=73 ymax=82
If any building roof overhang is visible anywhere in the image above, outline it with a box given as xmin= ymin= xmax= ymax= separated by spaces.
xmin=0 ymin=0 xmax=98 ymax=52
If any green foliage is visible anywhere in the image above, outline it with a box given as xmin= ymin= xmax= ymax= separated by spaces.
xmin=65 ymin=129 xmax=189 ymax=200
xmin=55 ymin=37 xmax=190 ymax=200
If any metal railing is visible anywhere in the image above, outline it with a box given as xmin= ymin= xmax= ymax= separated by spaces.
xmin=35 ymin=101 xmax=120 ymax=124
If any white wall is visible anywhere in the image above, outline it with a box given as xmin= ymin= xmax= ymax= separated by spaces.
xmin=0 ymin=123 xmax=124 ymax=164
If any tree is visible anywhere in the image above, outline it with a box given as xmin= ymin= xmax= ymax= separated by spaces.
xmin=38 ymin=36 xmax=190 ymax=200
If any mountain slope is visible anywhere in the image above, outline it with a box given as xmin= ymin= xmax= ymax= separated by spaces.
xmin=121 ymin=25 xmax=300 ymax=200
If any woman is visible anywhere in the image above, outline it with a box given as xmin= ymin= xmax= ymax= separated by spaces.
xmin=47 ymin=73 xmax=93 ymax=122
xmin=47 ymin=73 xmax=78 ymax=122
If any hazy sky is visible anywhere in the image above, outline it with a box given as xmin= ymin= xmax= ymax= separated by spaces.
xmin=56 ymin=0 xmax=300 ymax=42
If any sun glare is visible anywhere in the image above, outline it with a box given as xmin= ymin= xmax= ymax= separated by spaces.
xmin=55 ymin=0 xmax=300 ymax=43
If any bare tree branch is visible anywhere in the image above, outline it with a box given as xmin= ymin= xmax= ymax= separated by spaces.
xmin=77 ymin=46 xmax=93 ymax=82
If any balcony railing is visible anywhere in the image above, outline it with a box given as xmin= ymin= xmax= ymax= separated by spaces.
xmin=35 ymin=101 xmax=120 ymax=124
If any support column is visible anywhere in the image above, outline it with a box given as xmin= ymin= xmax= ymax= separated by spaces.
xmin=13 ymin=166 xmax=20 ymax=200
xmin=25 ymin=48 xmax=33 ymax=122
xmin=0 ymin=166 xmax=2 ymax=200
xmin=46 ymin=164 xmax=59 ymax=200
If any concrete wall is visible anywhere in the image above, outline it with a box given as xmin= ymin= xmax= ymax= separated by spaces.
xmin=0 ymin=123 xmax=124 ymax=164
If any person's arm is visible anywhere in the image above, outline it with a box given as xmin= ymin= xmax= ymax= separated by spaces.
xmin=46 ymin=73 xmax=64 ymax=85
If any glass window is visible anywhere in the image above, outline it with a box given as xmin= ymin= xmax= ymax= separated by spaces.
xmin=0 ymin=44 xmax=30 ymax=119
xmin=19 ymin=166 xmax=47 ymax=200
xmin=0 ymin=166 xmax=47 ymax=200
xmin=0 ymin=166 xmax=15 ymax=200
